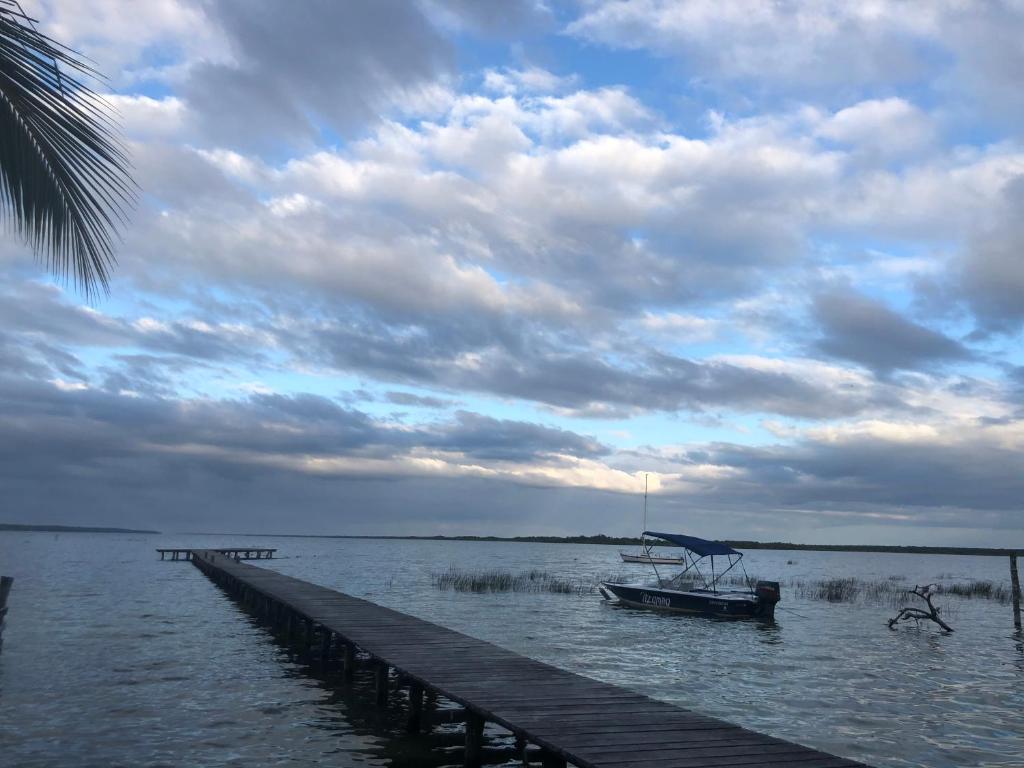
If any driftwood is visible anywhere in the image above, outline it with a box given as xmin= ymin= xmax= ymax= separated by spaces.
xmin=888 ymin=584 xmax=953 ymax=632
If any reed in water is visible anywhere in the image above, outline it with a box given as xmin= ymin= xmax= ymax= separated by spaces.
xmin=432 ymin=568 xmax=1013 ymax=607
xmin=432 ymin=566 xmax=596 ymax=595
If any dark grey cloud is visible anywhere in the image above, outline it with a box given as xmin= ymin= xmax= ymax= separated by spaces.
xmin=0 ymin=332 xmax=56 ymax=381
xmin=0 ymin=371 xmax=617 ymax=526
xmin=0 ymin=281 xmax=127 ymax=347
xmin=425 ymin=411 xmax=608 ymax=462
xmin=98 ymin=354 xmax=210 ymax=398
xmin=424 ymin=0 xmax=551 ymax=36
xmin=959 ymin=176 xmax=1024 ymax=335
xmin=674 ymin=431 xmax=1024 ymax=522
xmin=0 ymin=277 xmax=917 ymax=422
xmin=310 ymin=316 xmax=898 ymax=419
xmin=1 ymin=281 xmax=269 ymax=385
xmin=183 ymin=0 xmax=542 ymax=149
xmin=1 ymin=368 xmax=1019 ymax=535
xmin=813 ymin=289 xmax=971 ymax=373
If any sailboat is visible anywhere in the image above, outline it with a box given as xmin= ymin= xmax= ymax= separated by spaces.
xmin=619 ymin=474 xmax=686 ymax=565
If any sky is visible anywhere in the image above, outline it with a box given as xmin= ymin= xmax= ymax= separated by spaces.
xmin=3 ymin=0 xmax=1023 ymax=543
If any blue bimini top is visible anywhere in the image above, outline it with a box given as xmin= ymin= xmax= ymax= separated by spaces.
xmin=643 ymin=531 xmax=740 ymax=558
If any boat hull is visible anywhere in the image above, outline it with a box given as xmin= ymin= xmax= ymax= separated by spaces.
xmin=600 ymin=582 xmax=777 ymax=620
xmin=620 ymin=552 xmax=685 ymax=565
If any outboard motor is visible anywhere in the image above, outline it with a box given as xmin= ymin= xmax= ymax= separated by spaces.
xmin=755 ymin=580 xmax=781 ymax=620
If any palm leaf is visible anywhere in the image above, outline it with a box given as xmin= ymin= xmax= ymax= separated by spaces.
xmin=0 ymin=1 xmax=135 ymax=297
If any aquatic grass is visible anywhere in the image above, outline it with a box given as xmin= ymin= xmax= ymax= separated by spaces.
xmin=794 ymin=577 xmax=863 ymax=602
xmin=432 ymin=567 xmax=1015 ymax=607
xmin=432 ymin=566 xmax=596 ymax=595
xmin=790 ymin=577 xmax=1014 ymax=606
xmin=935 ymin=580 xmax=1012 ymax=602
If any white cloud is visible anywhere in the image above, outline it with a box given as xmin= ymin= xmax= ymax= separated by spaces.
xmin=104 ymin=96 xmax=189 ymax=141
xmin=818 ymin=98 xmax=936 ymax=160
xmin=482 ymin=66 xmax=578 ymax=95
xmin=639 ymin=312 xmax=718 ymax=342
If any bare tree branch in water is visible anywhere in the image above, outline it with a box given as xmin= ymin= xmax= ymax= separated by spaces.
xmin=888 ymin=584 xmax=954 ymax=633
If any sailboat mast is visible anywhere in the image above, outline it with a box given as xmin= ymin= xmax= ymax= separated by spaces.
xmin=643 ymin=473 xmax=648 ymax=532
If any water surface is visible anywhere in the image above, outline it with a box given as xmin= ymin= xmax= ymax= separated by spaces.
xmin=1 ymin=533 xmax=1022 ymax=767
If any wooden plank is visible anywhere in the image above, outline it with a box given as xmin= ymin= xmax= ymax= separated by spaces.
xmin=557 ymin=731 xmax=780 ymax=750
xmin=611 ymin=755 xmax=859 ymax=768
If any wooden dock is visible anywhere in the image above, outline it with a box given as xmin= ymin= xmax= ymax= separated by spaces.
xmin=188 ymin=550 xmax=869 ymax=768
xmin=156 ymin=547 xmax=276 ymax=561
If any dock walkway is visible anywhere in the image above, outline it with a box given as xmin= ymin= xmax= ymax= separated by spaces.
xmin=190 ymin=549 xmax=868 ymax=768
xmin=157 ymin=547 xmax=276 ymax=561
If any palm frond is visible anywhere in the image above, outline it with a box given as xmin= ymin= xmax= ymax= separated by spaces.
xmin=0 ymin=1 xmax=135 ymax=298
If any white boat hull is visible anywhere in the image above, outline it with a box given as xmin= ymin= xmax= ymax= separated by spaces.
xmin=620 ymin=552 xmax=685 ymax=565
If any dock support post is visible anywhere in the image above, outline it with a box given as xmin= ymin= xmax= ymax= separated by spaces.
xmin=540 ymin=750 xmax=567 ymax=768
xmin=422 ymin=688 xmax=438 ymax=732
xmin=321 ymin=630 xmax=332 ymax=665
xmin=343 ymin=643 xmax=355 ymax=681
xmin=406 ymin=682 xmax=423 ymax=732
xmin=1011 ymin=554 xmax=1022 ymax=632
xmin=464 ymin=711 xmax=484 ymax=767
xmin=304 ymin=619 xmax=313 ymax=653
xmin=514 ymin=734 xmax=528 ymax=764
xmin=0 ymin=576 xmax=12 ymax=652
xmin=375 ymin=661 xmax=389 ymax=706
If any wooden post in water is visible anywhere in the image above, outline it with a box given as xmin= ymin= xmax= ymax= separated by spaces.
xmin=320 ymin=630 xmax=332 ymax=665
xmin=0 ymin=576 xmax=12 ymax=651
xmin=464 ymin=712 xmax=484 ymax=767
xmin=375 ymin=661 xmax=389 ymax=706
xmin=514 ymin=734 xmax=528 ymax=764
xmin=1011 ymin=554 xmax=1022 ymax=632
xmin=343 ymin=642 xmax=355 ymax=681
xmin=406 ymin=682 xmax=423 ymax=732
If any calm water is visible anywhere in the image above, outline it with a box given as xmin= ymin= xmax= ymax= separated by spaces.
xmin=1 ymin=533 xmax=1022 ymax=767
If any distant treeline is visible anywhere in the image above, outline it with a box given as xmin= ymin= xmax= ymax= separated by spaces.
xmin=261 ymin=533 xmax=1024 ymax=556
xmin=0 ymin=523 xmax=160 ymax=534
xmin=383 ymin=534 xmax=645 ymax=546
xmin=158 ymin=529 xmax=1024 ymax=557
xmin=722 ymin=540 xmax=1023 ymax=556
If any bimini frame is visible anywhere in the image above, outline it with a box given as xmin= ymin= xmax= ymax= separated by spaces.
xmin=643 ymin=533 xmax=754 ymax=594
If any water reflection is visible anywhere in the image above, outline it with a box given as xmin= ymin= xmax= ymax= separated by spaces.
xmin=236 ymin=609 xmax=521 ymax=768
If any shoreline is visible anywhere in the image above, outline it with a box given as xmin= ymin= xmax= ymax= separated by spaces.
xmin=0 ymin=523 xmax=160 ymax=534
xmin=5 ymin=524 xmax=1020 ymax=556
xmin=177 ymin=531 xmax=1024 ymax=557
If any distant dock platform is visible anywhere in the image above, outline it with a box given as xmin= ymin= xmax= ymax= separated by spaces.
xmin=180 ymin=548 xmax=869 ymax=768
xmin=156 ymin=547 xmax=276 ymax=561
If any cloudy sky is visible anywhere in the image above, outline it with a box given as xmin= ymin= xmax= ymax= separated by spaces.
xmin=4 ymin=1 xmax=1023 ymax=543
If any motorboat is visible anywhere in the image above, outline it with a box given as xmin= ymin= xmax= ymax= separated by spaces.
xmin=602 ymin=531 xmax=780 ymax=620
